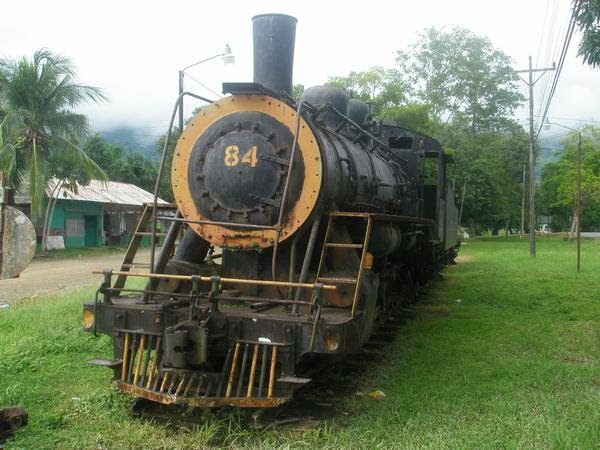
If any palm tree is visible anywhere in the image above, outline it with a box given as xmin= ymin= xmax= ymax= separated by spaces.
xmin=0 ymin=49 xmax=107 ymax=217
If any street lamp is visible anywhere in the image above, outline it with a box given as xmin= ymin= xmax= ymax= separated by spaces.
xmin=178 ymin=45 xmax=235 ymax=131
xmin=544 ymin=118 xmax=582 ymax=272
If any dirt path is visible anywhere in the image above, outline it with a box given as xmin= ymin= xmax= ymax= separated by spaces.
xmin=0 ymin=249 xmax=151 ymax=304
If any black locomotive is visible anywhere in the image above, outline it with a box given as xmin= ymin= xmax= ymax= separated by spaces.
xmin=83 ymin=14 xmax=459 ymax=409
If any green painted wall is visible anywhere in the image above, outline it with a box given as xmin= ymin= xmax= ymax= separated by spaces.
xmin=50 ymin=200 xmax=103 ymax=248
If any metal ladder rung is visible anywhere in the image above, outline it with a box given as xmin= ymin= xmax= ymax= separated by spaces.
xmin=152 ymin=203 xmax=177 ymax=209
xmin=317 ymin=276 xmax=357 ymax=284
xmin=121 ymin=263 xmax=151 ymax=269
xmin=324 ymin=243 xmax=363 ymax=249
xmin=328 ymin=211 xmax=371 ymax=218
xmin=315 ymin=211 xmax=373 ymax=317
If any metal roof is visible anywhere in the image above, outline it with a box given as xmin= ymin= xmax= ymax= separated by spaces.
xmin=16 ymin=179 xmax=168 ymax=206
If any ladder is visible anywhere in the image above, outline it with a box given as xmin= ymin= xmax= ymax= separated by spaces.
xmin=315 ymin=212 xmax=373 ymax=316
xmin=113 ymin=203 xmax=176 ymax=290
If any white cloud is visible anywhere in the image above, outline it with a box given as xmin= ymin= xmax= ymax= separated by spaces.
xmin=2 ymin=0 xmax=598 ymax=135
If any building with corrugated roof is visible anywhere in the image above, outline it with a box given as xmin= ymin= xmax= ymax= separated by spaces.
xmin=15 ymin=179 xmax=168 ymax=249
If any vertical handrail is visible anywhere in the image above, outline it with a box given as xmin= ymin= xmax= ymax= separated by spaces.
xmin=291 ymin=214 xmax=322 ymax=315
xmin=271 ymin=101 xmax=307 ymax=286
xmin=351 ymin=216 xmax=373 ymax=317
xmin=148 ymin=92 xmax=214 ymax=286
xmin=308 ymin=283 xmax=323 ymax=351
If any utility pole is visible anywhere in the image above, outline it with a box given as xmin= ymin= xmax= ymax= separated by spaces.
xmin=576 ymin=131 xmax=581 ymax=272
xmin=515 ymin=56 xmax=555 ymax=258
xmin=545 ymin=120 xmax=583 ymax=272
xmin=520 ymin=163 xmax=526 ymax=239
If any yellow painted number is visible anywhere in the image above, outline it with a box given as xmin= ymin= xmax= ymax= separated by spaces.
xmin=224 ymin=145 xmax=258 ymax=168
xmin=224 ymin=145 xmax=239 ymax=167
xmin=241 ymin=146 xmax=258 ymax=167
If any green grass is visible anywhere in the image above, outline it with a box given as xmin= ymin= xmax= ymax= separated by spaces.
xmin=37 ymin=246 xmax=126 ymax=260
xmin=1 ymin=238 xmax=599 ymax=449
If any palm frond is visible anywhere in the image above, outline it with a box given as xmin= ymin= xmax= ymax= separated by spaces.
xmin=54 ymin=135 xmax=108 ymax=181
xmin=0 ymin=48 xmax=107 ymax=212
xmin=45 ymin=112 xmax=89 ymax=141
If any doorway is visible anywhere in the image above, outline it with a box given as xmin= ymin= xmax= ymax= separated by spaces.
xmin=84 ymin=215 xmax=98 ymax=247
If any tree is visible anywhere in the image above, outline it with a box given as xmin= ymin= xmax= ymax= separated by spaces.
xmin=442 ymin=124 xmax=529 ymax=234
xmin=380 ymin=103 xmax=433 ymax=134
xmin=326 ymin=27 xmax=528 ymax=233
xmin=292 ymin=84 xmax=304 ymax=101
xmin=539 ymin=126 xmax=600 ymax=231
xmin=153 ymin=128 xmax=180 ymax=203
xmin=152 ymin=105 xmax=210 ymax=203
xmin=327 ymin=66 xmax=406 ymax=116
xmin=40 ymin=148 xmax=100 ymax=254
xmin=397 ymin=27 xmax=524 ymax=132
xmin=573 ymin=0 xmax=600 ymax=68
xmin=0 ymin=49 xmax=107 ymax=216
xmin=84 ymin=134 xmax=166 ymax=200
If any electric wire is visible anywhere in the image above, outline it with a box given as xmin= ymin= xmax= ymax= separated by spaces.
xmin=536 ymin=0 xmax=566 ymax=120
xmin=535 ymin=0 xmax=552 ymax=67
xmin=536 ymin=0 xmax=561 ymax=118
xmin=535 ymin=0 xmax=581 ymax=140
xmin=183 ymin=72 xmax=222 ymax=100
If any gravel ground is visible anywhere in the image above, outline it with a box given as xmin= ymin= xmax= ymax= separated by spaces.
xmin=0 ymin=249 xmax=150 ymax=304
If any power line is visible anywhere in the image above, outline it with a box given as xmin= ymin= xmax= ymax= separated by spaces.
xmin=535 ymin=0 xmax=552 ymax=67
xmin=535 ymin=0 xmax=580 ymax=140
xmin=537 ymin=0 xmax=563 ymax=118
xmin=183 ymin=72 xmax=222 ymax=100
xmin=536 ymin=114 xmax=600 ymax=124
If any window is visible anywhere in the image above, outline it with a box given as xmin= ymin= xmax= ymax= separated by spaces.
xmin=388 ymin=136 xmax=413 ymax=149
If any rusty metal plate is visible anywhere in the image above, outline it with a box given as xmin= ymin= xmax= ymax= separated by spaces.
xmin=115 ymin=381 xmax=289 ymax=408
xmin=1 ymin=206 xmax=36 ymax=279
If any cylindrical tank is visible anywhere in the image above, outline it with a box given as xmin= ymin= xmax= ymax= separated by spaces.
xmin=172 ymin=90 xmax=409 ymax=249
xmin=348 ymin=98 xmax=370 ymax=126
xmin=253 ymin=14 xmax=297 ymax=95
xmin=299 ymin=86 xmax=348 ymax=127
xmin=315 ymin=124 xmax=403 ymax=212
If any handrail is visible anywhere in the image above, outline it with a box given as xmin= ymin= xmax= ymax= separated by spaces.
xmin=93 ymin=271 xmax=336 ymax=291
xmin=149 ymin=91 xmax=215 ymax=278
xmin=160 ymin=215 xmax=277 ymax=230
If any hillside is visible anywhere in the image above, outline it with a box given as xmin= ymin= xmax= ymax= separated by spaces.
xmin=537 ymin=132 xmax=565 ymax=179
xmin=98 ymin=125 xmax=159 ymax=160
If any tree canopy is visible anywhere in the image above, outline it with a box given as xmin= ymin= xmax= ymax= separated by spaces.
xmin=539 ymin=125 xmax=600 ymax=230
xmin=327 ymin=26 xmax=528 ymax=233
xmin=84 ymin=134 xmax=166 ymax=200
xmin=398 ymin=26 xmax=524 ymax=132
xmin=573 ymin=0 xmax=600 ymax=68
xmin=0 ymin=49 xmax=106 ymax=216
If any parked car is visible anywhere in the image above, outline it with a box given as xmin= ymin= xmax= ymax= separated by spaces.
xmin=539 ymin=224 xmax=551 ymax=233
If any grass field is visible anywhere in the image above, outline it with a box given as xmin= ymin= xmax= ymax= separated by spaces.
xmin=38 ymin=246 xmax=127 ymax=260
xmin=1 ymin=237 xmax=599 ymax=449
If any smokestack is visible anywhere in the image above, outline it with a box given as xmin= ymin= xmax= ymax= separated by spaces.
xmin=252 ymin=14 xmax=297 ymax=96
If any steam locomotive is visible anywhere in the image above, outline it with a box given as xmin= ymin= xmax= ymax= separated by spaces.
xmin=83 ymin=14 xmax=459 ymax=409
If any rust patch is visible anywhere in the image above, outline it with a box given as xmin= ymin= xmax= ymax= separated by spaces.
xmin=115 ymin=381 xmax=289 ymax=408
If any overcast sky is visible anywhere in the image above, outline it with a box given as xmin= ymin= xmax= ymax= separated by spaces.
xmin=2 ymin=0 xmax=598 ymax=142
